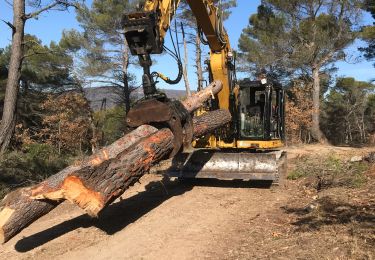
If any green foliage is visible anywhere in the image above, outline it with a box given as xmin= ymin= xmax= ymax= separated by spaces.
xmin=179 ymin=0 xmax=237 ymax=25
xmin=239 ymin=1 xmax=366 ymax=143
xmin=365 ymin=94 xmax=375 ymax=134
xmin=0 ymin=35 xmax=94 ymax=154
xmin=21 ymin=34 xmax=78 ymax=93
xmin=322 ymin=77 xmax=375 ymax=144
xmin=287 ymin=168 xmax=306 ymax=180
xmin=239 ymin=0 xmax=362 ymax=77
xmin=213 ymin=0 xmax=237 ymax=20
xmin=360 ymin=0 xmax=375 ymax=65
xmin=0 ymin=35 xmax=81 ymax=144
xmin=238 ymin=4 xmax=290 ymax=77
xmin=0 ymin=144 xmax=70 ymax=199
xmin=94 ymin=106 xmax=127 ymax=145
xmin=0 ymin=48 xmax=8 ymax=101
xmin=22 ymin=143 xmax=69 ymax=174
xmin=288 ymin=154 xmax=369 ymax=188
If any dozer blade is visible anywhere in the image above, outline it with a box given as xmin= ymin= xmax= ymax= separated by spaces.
xmin=163 ymin=149 xmax=287 ymax=184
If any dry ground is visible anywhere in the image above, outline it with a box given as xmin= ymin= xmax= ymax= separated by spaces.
xmin=0 ymin=145 xmax=374 ymax=260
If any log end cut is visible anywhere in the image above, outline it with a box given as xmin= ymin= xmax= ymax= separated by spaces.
xmin=31 ymin=176 xmax=104 ymax=217
xmin=0 ymin=207 xmax=15 ymax=243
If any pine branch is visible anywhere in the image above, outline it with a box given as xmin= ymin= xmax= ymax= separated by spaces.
xmin=4 ymin=0 xmax=12 ymax=7
xmin=24 ymin=0 xmax=79 ymax=20
xmin=1 ymin=19 xmax=15 ymax=33
xmin=24 ymin=2 xmax=60 ymax=19
xmin=87 ymin=80 xmax=123 ymax=88
xmin=22 ymin=50 xmax=53 ymax=59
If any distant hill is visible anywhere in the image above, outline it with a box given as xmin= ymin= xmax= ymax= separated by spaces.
xmin=84 ymin=86 xmax=187 ymax=111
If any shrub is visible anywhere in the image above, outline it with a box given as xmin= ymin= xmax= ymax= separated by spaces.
xmin=287 ymin=154 xmax=369 ymax=189
xmin=0 ymin=143 xmax=70 ymax=199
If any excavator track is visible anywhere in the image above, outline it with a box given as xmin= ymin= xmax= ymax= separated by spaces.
xmin=161 ymin=149 xmax=287 ymax=185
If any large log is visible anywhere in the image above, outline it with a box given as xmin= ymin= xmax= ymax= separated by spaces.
xmin=0 ymin=81 xmax=231 ymax=243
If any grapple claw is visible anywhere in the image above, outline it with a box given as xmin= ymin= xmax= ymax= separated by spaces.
xmin=126 ymin=98 xmax=193 ymax=158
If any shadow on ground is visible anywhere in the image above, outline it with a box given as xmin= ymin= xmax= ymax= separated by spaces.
xmin=282 ymin=196 xmax=375 ymax=232
xmin=14 ymin=177 xmax=269 ymax=252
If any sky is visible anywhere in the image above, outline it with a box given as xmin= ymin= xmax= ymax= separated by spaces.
xmin=0 ymin=0 xmax=374 ymax=91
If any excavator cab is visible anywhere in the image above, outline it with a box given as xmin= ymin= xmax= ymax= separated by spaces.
xmin=238 ymin=79 xmax=285 ymax=142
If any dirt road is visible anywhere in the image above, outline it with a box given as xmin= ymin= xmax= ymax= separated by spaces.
xmin=0 ymin=145 xmax=374 ymax=259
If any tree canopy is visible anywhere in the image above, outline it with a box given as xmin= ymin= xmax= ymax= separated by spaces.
xmin=61 ymin=0 xmax=140 ymax=113
xmin=360 ymin=0 xmax=375 ymax=66
xmin=239 ymin=0 xmax=365 ymax=143
xmin=322 ymin=77 xmax=374 ymax=144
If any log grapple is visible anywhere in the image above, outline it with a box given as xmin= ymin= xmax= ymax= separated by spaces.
xmin=126 ymin=96 xmax=193 ymax=158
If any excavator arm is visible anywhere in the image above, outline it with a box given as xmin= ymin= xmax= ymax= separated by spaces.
xmin=186 ymin=1 xmax=235 ymax=111
xmin=122 ymin=0 xmax=182 ymax=97
xmin=123 ymin=0 xmax=181 ymax=58
xmin=122 ymin=0 xmax=235 ymax=110
xmin=123 ymin=0 xmax=236 ymax=155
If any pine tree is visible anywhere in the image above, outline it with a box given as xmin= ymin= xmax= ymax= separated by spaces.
xmin=62 ymin=0 xmax=141 ymax=114
xmin=0 ymin=0 xmax=81 ymax=152
xmin=238 ymin=4 xmax=290 ymax=79
xmin=239 ymin=0 xmax=364 ymax=143
xmin=322 ymin=77 xmax=374 ymax=144
xmin=360 ymin=0 xmax=375 ymax=66
xmin=1 ymin=35 xmax=83 ymax=149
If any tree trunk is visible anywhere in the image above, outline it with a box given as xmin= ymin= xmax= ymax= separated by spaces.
xmin=310 ymin=66 xmax=326 ymax=143
xmin=369 ymin=133 xmax=375 ymax=145
xmin=182 ymin=37 xmax=191 ymax=97
xmin=122 ymin=48 xmax=131 ymax=114
xmin=195 ymin=31 xmax=204 ymax=91
xmin=58 ymin=120 xmax=61 ymax=154
xmin=0 ymin=0 xmax=25 ymax=152
xmin=192 ymin=108 xmax=231 ymax=137
xmin=0 ymin=81 xmax=226 ymax=243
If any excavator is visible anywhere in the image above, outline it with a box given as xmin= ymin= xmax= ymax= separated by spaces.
xmin=122 ymin=0 xmax=287 ymax=184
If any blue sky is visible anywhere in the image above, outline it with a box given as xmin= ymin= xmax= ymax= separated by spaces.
xmin=0 ymin=0 xmax=374 ymax=91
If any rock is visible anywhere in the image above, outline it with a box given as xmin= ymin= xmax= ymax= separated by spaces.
xmin=350 ymin=156 xmax=363 ymax=162
xmin=304 ymin=202 xmax=319 ymax=213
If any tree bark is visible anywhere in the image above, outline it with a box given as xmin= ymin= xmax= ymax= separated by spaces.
xmin=0 ymin=81 xmax=227 ymax=243
xmin=192 ymin=109 xmax=231 ymax=137
xmin=0 ymin=0 xmax=25 ymax=152
xmin=195 ymin=30 xmax=204 ymax=91
xmin=122 ymin=47 xmax=131 ymax=114
xmin=183 ymin=37 xmax=191 ymax=97
xmin=310 ymin=66 xmax=326 ymax=143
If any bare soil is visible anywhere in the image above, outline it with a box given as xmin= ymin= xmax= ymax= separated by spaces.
xmin=0 ymin=145 xmax=374 ymax=260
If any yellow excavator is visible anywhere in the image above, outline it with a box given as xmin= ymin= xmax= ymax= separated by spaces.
xmin=122 ymin=0 xmax=287 ymax=184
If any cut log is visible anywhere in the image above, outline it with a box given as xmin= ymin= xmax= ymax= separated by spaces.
xmin=192 ymin=109 xmax=232 ymax=138
xmin=0 ymin=81 xmax=230 ymax=243
xmin=0 ymin=124 xmax=159 ymax=244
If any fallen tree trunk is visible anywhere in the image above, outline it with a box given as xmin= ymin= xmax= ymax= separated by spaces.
xmin=0 ymin=81 xmax=231 ymax=243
